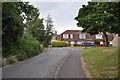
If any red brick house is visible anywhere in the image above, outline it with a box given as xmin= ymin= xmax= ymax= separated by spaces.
xmin=55 ymin=30 xmax=115 ymax=46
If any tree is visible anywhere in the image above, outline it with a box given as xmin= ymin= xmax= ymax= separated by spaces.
xmin=2 ymin=2 xmax=40 ymax=54
xmin=44 ymin=15 xmax=54 ymax=47
xmin=106 ymin=2 xmax=120 ymax=36
xmin=75 ymin=2 xmax=119 ymax=47
xmin=27 ymin=18 xmax=45 ymax=44
xmin=27 ymin=15 xmax=54 ymax=47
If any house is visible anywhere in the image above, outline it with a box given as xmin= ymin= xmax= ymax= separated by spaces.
xmin=56 ymin=30 xmax=115 ymax=46
xmin=112 ymin=34 xmax=120 ymax=46
xmin=51 ymin=31 xmax=58 ymax=41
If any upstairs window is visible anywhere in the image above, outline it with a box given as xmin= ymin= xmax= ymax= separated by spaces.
xmin=70 ymin=34 xmax=73 ymax=39
xmin=79 ymin=34 xmax=86 ymax=39
xmin=63 ymin=34 xmax=68 ymax=38
xmin=96 ymin=35 xmax=102 ymax=39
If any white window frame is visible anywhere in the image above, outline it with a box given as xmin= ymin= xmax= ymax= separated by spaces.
xmin=66 ymin=41 xmax=68 ymax=44
xmin=52 ymin=36 xmax=56 ymax=40
xmin=100 ymin=41 xmax=103 ymax=44
xmin=63 ymin=34 xmax=68 ymax=38
xmin=71 ymin=41 xmax=75 ymax=44
xmin=79 ymin=34 xmax=86 ymax=39
xmin=77 ymin=41 xmax=83 ymax=45
xmin=109 ymin=41 xmax=112 ymax=44
xmin=96 ymin=35 xmax=102 ymax=39
xmin=70 ymin=34 xmax=73 ymax=39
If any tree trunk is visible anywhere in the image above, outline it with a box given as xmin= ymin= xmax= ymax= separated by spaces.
xmin=103 ymin=32 xmax=109 ymax=47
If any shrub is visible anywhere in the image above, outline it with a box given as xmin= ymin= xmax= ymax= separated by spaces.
xmin=16 ymin=34 xmax=42 ymax=59
xmin=7 ymin=56 xmax=15 ymax=64
xmin=3 ymin=33 xmax=42 ymax=61
xmin=94 ymin=40 xmax=100 ymax=45
xmin=17 ymin=52 xmax=28 ymax=61
xmin=52 ymin=41 xmax=67 ymax=47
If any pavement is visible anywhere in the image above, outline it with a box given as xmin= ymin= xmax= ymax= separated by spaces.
xmin=2 ymin=47 xmax=86 ymax=78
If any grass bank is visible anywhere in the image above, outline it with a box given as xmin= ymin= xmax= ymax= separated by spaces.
xmin=82 ymin=47 xmax=119 ymax=78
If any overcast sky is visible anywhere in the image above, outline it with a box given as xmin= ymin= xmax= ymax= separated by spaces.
xmin=27 ymin=1 xmax=89 ymax=34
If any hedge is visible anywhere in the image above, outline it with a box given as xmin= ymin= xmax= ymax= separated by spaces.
xmin=52 ymin=41 xmax=67 ymax=47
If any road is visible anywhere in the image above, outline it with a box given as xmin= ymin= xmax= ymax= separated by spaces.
xmin=2 ymin=48 xmax=86 ymax=78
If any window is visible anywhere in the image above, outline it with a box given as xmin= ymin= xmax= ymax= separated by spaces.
xmin=100 ymin=41 xmax=103 ymax=44
xmin=79 ymin=34 xmax=86 ymax=39
xmin=52 ymin=36 xmax=56 ymax=40
xmin=63 ymin=34 xmax=68 ymax=38
xmin=66 ymin=41 xmax=68 ymax=44
xmin=96 ymin=35 xmax=102 ymax=39
xmin=77 ymin=41 xmax=83 ymax=44
xmin=109 ymin=41 xmax=112 ymax=44
xmin=70 ymin=34 xmax=73 ymax=39
xmin=71 ymin=41 xmax=75 ymax=44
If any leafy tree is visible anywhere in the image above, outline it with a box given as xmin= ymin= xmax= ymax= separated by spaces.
xmin=106 ymin=2 xmax=120 ymax=36
xmin=27 ymin=18 xmax=45 ymax=44
xmin=75 ymin=2 xmax=119 ymax=47
xmin=2 ymin=2 xmax=40 ymax=55
xmin=43 ymin=15 xmax=54 ymax=47
xmin=28 ymin=15 xmax=53 ymax=47
xmin=2 ymin=2 xmax=24 ymax=50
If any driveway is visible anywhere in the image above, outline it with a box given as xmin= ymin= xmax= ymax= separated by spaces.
xmin=2 ymin=47 xmax=86 ymax=78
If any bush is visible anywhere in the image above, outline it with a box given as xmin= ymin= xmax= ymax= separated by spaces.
xmin=52 ymin=41 xmax=67 ymax=47
xmin=8 ymin=56 xmax=15 ymax=64
xmin=17 ymin=52 xmax=28 ymax=61
xmin=17 ymin=34 xmax=42 ymax=59
xmin=94 ymin=40 xmax=100 ymax=45
xmin=3 ymin=33 xmax=42 ymax=61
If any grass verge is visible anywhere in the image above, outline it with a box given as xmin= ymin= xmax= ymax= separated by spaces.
xmin=81 ymin=47 xmax=119 ymax=78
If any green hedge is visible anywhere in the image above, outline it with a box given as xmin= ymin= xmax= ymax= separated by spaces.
xmin=94 ymin=40 xmax=100 ymax=45
xmin=52 ymin=41 xmax=67 ymax=47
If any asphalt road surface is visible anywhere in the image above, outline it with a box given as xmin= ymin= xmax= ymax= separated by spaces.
xmin=2 ymin=48 xmax=86 ymax=78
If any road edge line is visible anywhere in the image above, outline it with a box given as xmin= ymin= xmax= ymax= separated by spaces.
xmin=53 ymin=52 xmax=71 ymax=79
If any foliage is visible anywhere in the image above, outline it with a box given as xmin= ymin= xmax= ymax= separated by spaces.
xmin=28 ymin=15 xmax=54 ymax=47
xmin=43 ymin=15 xmax=54 ymax=47
xmin=94 ymin=40 xmax=100 ymax=45
xmin=52 ymin=41 xmax=67 ymax=47
xmin=75 ymin=2 xmax=119 ymax=46
xmin=17 ymin=52 xmax=28 ymax=61
xmin=2 ymin=2 xmax=40 ymax=56
xmin=3 ymin=32 xmax=42 ymax=59
xmin=2 ymin=2 xmax=24 ymax=49
xmin=82 ymin=47 xmax=118 ymax=78
xmin=27 ymin=18 xmax=45 ymax=43
xmin=7 ymin=56 xmax=16 ymax=64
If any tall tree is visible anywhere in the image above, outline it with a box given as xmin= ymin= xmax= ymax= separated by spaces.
xmin=43 ymin=15 xmax=54 ymax=47
xmin=2 ymin=2 xmax=40 ymax=54
xmin=75 ymin=2 xmax=119 ymax=47
xmin=27 ymin=18 xmax=45 ymax=44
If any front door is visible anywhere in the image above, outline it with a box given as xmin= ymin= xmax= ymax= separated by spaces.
xmin=71 ymin=41 xmax=74 ymax=47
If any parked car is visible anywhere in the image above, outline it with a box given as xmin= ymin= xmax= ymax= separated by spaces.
xmin=82 ymin=42 xmax=96 ymax=47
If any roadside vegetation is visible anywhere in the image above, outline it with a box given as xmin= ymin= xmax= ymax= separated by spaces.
xmin=75 ymin=2 xmax=120 ymax=47
xmin=51 ymin=41 xmax=67 ymax=47
xmin=82 ymin=47 xmax=119 ymax=78
xmin=2 ymin=2 xmax=54 ymax=67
